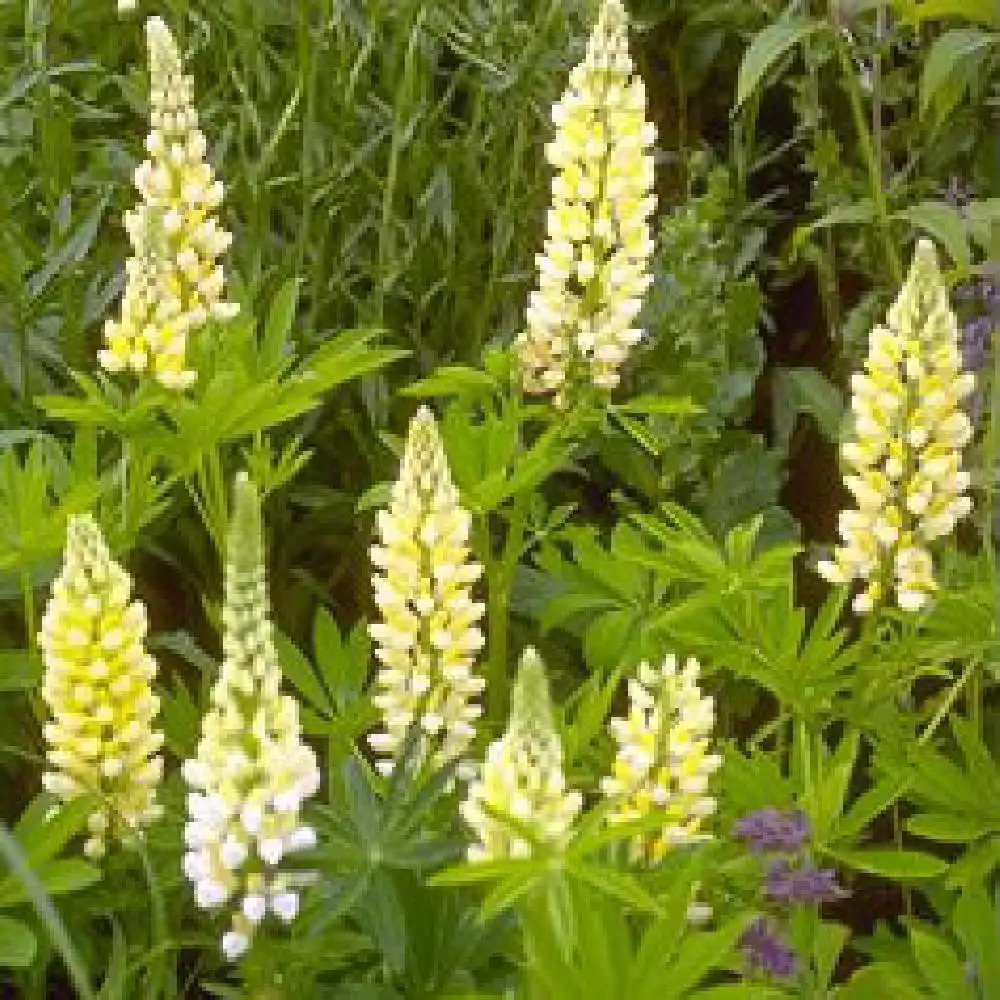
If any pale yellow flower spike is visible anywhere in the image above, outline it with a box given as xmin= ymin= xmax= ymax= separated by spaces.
xmin=817 ymin=240 xmax=974 ymax=614
xmin=182 ymin=474 xmax=320 ymax=961
xmin=368 ymin=406 xmax=486 ymax=778
xmin=39 ymin=516 xmax=164 ymax=859
xmin=517 ymin=0 xmax=656 ymax=405
xmin=461 ymin=648 xmax=583 ymax=862
xmin=601 ymin=655 xmax=721 ymax=864
xmin=99 ymin=16 xmax=238 ymax=390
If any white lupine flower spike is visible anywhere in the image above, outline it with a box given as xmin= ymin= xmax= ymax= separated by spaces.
xmin=38 ymin=516 xmax=164 ymax=859
xmin=368 ymin=406 xmax=485 ymax=778
xmin=516 ymin=0 xmax=656 ymax=405
xmin=601 ymin=655 xmax=721 ymax=864
xmin=461 ymin=648 xmax=582 ymax=862
xmin=182 ymin=474 xmax=320 ymax=960
xmin=99 ymin=16 xmax=238 ymax=390
xmin=817 ymin=240 xmax=974 ymax=614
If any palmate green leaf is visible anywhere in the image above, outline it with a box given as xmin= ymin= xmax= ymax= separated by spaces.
xmin=0 ymin=915 xmax=36 ymax=968
xmin=771 ymin=366 xmax=844 ymax=450
xmin=736 ymin=18 xmax=824 ymax=108
xmin=656 ymin=916 xmax=755 ymax=1000
xmin=275 ymin=629 xmax=333 ymax=717
xmin=12 ymin=794 xmax=96 ymax=866
xmin=809 ymin=731 xmax=860 ymax=846
xmin=832 ymin=773 xmax=908 ymax=845
xmin=471 ymin=423 xmax=573 ymax=513
xmin=313 ymin=609 xmax=369 ymax=709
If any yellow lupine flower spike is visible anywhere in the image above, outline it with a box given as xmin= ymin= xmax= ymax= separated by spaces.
xmin=461 ymin=648 xmax=582 ymax=862
xmin=601 ymin=655 xmax=721 ymax=864
xmin=368 ymin=406 xmax=485 ymax=778
xmin=39 ymin=516 xmax=164 ymax=859
xmin=817 ymin=240 xmax=974 ymax=614
xmin=517 ymin=0 xmax=656 ymax=405
xmin=99 ymin=16 xmax=237 ymax=390
xmin=182 ymin=474 xmax=320 ymax=961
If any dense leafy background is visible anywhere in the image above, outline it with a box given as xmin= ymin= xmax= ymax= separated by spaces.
xmin=0 ymin=0 xmax=998 ymax=997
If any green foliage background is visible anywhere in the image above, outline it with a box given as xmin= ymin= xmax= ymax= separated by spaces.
xmin=0 ymin=0 xmax=998 ymax=997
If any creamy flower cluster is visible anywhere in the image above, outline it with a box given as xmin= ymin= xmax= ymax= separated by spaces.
xmin=368 ymin=407 xmax=485 ymax=778
xmin=601 ymin=655 xmax=720 ymax=864
xmin=39 ymin=516 xmax=164 ymax=859
xmin=462 ymin=648 xmax=582 ymax=861
xmin=99 ymin=16 xmax=237 ymax=390
xmin=182 ymin=475 xmax=320 ymax=961
xmin=516 ymin=0 xmax=656 ymax=404
xmin=817 ymin=241 xmax=974 ymax=614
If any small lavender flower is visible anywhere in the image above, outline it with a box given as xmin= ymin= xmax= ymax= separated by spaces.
xmin=733 ymin=808 xmax=811 ymax=854
xmin=741 ymin=918 xmax=798 ymax=980
xmin=962 ymin=314 xmax=993 ymax=373
xmin=765 ymin=859 xmax=847 ymax=905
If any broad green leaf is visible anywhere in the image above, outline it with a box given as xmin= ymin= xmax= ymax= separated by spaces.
xmin=954 ymin=883 xmax=1000 ymax=997
xmin=260 ymin=279 xmax=299 ymax=371
xmin=0 ymin=859 xmax=101 ymax=907
xmin=895 ymin=202 xmax=971 ymax=271
xmin=832 ymin=848 xmax=947 ymax=880
xmin=0 ymin=650 xmax=42 ymax=692
xmin=0 ymin=916 xmax=36 ymax=968
xmin=402 ymin=365 xmax=496 ymax=397
xmin=906 ymin=813 xmax=995 ymax=843
xmin=838 ymin=962 xmax=925 ymax=999
xmin=771 ymin=367 xmax=844 ymax=450
xmin=920 ymin=28 xmax=995 ymax=120
xmin=613 ymin=395 xmax=701 ymax=416
xmin=736 ymin=19 xmax=824 ymax=108
xmin=895 ymin=0 xmax=998 ymax=28
xmin=910 ymin=925 xmax=971 ymax=999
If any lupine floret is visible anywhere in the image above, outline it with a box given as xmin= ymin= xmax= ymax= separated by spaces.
xmin=817 ymin=240 xmax=974 ymax=613
xmin=461 ymin=648 xmax=582 ymax=861
xmin=601 ymin=655 xmax=721 ymax=863
xmin=516 ymin=0 xmax=656 ymax=404
xmin=182 ymin=474 xmax=320 ymax=961
xmin=368 ymin=406 xmax=485 ymax=778
xmin=99 ymin=16 xmax=237 ymax=389
xmin=38 ymin=516 xmax=164 ymax=859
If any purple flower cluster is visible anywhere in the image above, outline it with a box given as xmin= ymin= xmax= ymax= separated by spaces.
xmin=765 ymin=859 xmax=848 ymax=905
xmin=735 ymin=807 xmax=848 ymax=983
xmin=734 ymin=808 xmax=811 ymax=854
xmin=944 ymin=178 xmax=997 ymax=407
xmin=741 ymin=919 xmax=797 ymax=980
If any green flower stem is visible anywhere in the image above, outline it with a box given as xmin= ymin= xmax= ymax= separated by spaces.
xmin=21 ymin=571 xmax=35 ymax=656
xmin=833 ymin=28 xmax=902 ymax=288
xmin=477 ymin=494 xmax=528 ymax=727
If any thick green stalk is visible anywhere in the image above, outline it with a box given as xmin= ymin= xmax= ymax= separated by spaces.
xmin=833 ymin=30 xmax=902 ymax=288
xmin=477 ymin=513 xmax=509 ymax=726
